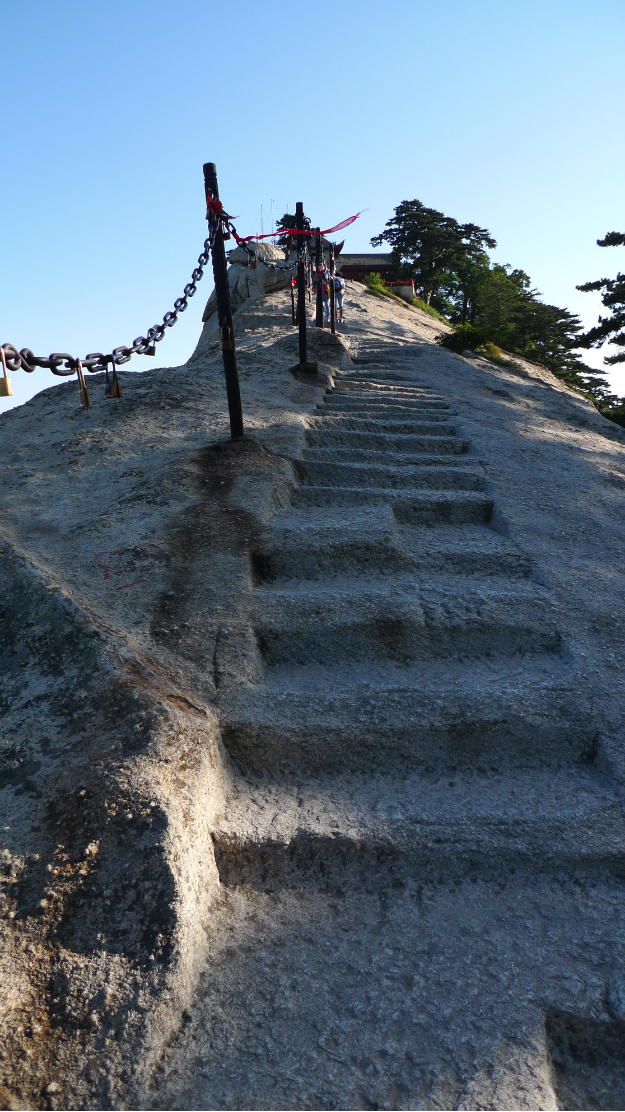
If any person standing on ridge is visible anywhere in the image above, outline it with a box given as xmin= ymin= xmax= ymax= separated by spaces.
xmin=334 ymin=272 xmax=346 ymax=323
xmin=322 ymin=270 xmax=331 ymax=324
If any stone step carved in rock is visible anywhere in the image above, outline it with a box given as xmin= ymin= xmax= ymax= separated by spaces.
xmin=250 ymin=579 xmax=561 ymax=667
xmin=221 ymin=655 xmax=595 ymax=775
xmin=211 ymin=765 xmax=625 ymax=891
xmin=297 ymin=460 xmax=487 ymax=492
xmin=304 ymin=430 xmax=471 ymax=454
xmin=307 ymin=416 xmax=459 ymax=436
xmin=291 ymin=487 xmax=494 ymax=524
xmin=252 ymin=515 xmax=534 ymax=582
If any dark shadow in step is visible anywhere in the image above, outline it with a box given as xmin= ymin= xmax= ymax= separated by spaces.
xmin=487 ymin=506 xmax=511 ymax=538
xmin=546 ymin=1009 xmax=625 ymax=1111
xmin=250 ymin=550 xmax=274 ymax=585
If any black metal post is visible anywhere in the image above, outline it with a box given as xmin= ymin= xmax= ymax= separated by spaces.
xmin=203 ymin=162 xmax=244 ymax=440
xmin=315 ymin=228 xmax=324 ymax=328
xmin=295 ymin=202 xmax=307 ymax=365
xmin=329 ymin=245 xmax=336 ymax=334
xmin=290 ymin=280 xmax=296 ymax=326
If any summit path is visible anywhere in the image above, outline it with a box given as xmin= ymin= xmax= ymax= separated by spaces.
xmin=3 ymin=283 xmax=625 ymax=1110
xmin=152 ymin=327 xmax=625 ymax=1111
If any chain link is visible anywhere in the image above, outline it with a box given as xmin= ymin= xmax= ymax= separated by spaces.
xmin=1 ymin=209 xmax=317 ymax=381
xmin=1 ymin=235 xmax=214 ymax=377
xmin=220 ymin=209 xmax=309 ymax=272
xmin=236 ymin=239 xmax=298 ymax=272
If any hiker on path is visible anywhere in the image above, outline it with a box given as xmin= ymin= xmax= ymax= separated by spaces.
xmin=322 ymin=271 xmax=331 ymax=324
xmin=334 ymin=273 xmax=346 ymax=323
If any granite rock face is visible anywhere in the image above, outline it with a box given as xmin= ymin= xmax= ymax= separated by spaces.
xmin=197 ymin=240 xmax=293 ymax=350
xmin=2 ymin=283 xmax=625 ymax=1110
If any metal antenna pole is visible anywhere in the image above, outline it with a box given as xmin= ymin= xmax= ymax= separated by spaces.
xmin=203 ymin=162 xmax=244 ymax=440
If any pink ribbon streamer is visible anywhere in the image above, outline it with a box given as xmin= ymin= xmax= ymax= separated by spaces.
xmin=232 ymin=212 xmax=363 ymax=244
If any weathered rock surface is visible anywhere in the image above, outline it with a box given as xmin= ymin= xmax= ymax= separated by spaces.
xmin=198 ymin=240 xmax=293 ymax=346
xmin=2 ymin=283 xmax=625 ymax=1109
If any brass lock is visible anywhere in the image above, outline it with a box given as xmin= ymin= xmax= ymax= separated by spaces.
xmin=77 ymin=361 xmax=90 ymax=407
xmin=104 ymin=365 xmax=123 ymax=398
xmin=0 ymin=347 xmax=12 ymax=396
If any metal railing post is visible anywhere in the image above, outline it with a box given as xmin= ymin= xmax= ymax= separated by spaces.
xmin=203 ymin=162 xmax=244 ymax=440
xmin=329 ymin=245 xmax=336 ymax=334
xmin=295 ymin=202 xmax=308 ymax=365
xmin=315 ymin=228 xmax=324 ymax=328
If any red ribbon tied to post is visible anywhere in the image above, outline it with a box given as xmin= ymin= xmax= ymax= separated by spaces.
xmin=206 ymin=197 xmax=224 ymax=218
xmin=229 ymin=212 xmax=364 ymax=244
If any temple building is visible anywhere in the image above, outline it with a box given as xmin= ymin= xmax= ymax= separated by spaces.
xmin=335 ymin=253 xmax=394 ymax=282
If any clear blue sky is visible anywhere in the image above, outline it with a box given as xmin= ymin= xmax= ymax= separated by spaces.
xmin=2 ymin=0 xmax=624 ymax=410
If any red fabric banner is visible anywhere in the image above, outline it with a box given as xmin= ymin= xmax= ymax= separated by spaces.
xmin=205 ymin=195 xmax=364 ymax=247
xmin=232 ymin=212 xmax=363 ymax=244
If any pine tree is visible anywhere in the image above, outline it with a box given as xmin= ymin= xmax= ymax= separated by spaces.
xmin=371 ymin=200 xmax=495 ymax=306
xmin=577 ymin=232 xmax=625 ymax=364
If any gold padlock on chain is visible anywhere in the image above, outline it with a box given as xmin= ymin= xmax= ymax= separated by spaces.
xmin=76 ymin=360 xmax=90 ymax=407
xmin=110 ymin=365 xmax=122 ymax=398
xmin=104 ymin=363 xmax=122 ymax=398
xmin=0 ymin=346 xmax=12 ymax=397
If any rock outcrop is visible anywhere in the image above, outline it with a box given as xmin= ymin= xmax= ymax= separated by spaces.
xmin=195 ymin=240 xmax=293 ymax=356
xmin=2 ymin=282 xmax=625 ymax=1110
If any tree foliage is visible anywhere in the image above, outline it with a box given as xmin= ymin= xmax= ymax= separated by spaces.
xmin=372 ymin=199 xmax=612 ymax=399
xmin=577 ymin=232 xmax=625 ymax=365
xmin=275 ymin=211 xmax=311 ymax=253
xmin=371 ymin=199 xmax=495 ymax=306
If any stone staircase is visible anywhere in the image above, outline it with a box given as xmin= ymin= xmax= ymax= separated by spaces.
xmin=212 ymin=354 xmax=625 ymax=894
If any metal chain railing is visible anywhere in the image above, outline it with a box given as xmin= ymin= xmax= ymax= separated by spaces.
xmin=0 ymin=233 xmax=216 ymax=378
xmin=0 ymin=220 xmax=302 ymax=387
xmin=236 ymin=239 xmax=298 ymax=272
xmin=1 ymin=185 xmax=356 ymax=399
xmin=215 ymin=203 xmax=305 ymax=272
